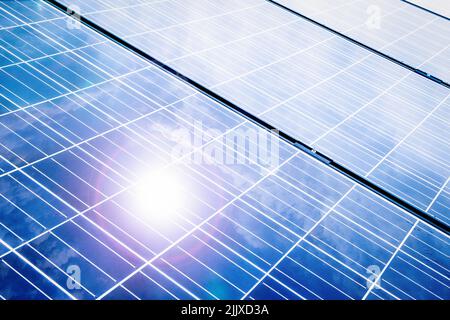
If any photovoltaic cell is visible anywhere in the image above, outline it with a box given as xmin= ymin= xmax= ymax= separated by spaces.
xmin=0 ymin=0 xmax=448 ymax=300
xmin=55 ymin=0 xmax=450 ymax=226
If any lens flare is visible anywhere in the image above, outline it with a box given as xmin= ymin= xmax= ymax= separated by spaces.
xmin=133 ymin=170 xmax=186 ymax=222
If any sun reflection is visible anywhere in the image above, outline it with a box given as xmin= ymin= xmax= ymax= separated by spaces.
xmin=133 ymin=170 xmax=186 ymax=222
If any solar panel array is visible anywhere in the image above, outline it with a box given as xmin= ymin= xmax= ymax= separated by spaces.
xmin=57 ymin=0 xmax=450 ymax=226
xmin=274 ymin=0 xmax=450 ymax=84
xmin=0 ymin=0 xmax=449 ymax=300
xmin=406 ymin=0 xmax=450 ymax=20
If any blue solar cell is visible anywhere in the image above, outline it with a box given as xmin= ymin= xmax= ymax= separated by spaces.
xmin=379 ymin=223 xmax=450 ymax=299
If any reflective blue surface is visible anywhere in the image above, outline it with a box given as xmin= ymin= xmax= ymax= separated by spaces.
xmin=408 ymin=0 xmax=450 ymax=19
xmin=277 ymin=0 xmax=450 ymax=83
xmin=57 ymin=0 xmax=450 ymax=226
xmin=0 ymin=0 xmax=449 ymax=300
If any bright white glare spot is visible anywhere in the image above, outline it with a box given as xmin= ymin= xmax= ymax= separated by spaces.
xmin=133 ymin=171 xmax=185 ymax=222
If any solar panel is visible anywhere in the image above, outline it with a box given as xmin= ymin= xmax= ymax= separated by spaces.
xmin=52 ymin=0 xmax=450 ymax=227
xmin=0 ymin=0 xmax=449 ymax=301
xmin=405 ymin=0 xmax=450 ymax=20
xmin=272 ymin=0 xmax=450 ymax=84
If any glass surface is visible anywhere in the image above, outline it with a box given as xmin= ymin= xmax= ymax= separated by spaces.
xmin=0 ymin=0 xmax=448 ymax=300
xmin=55 ymin=0 xmax=450 ymax=226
